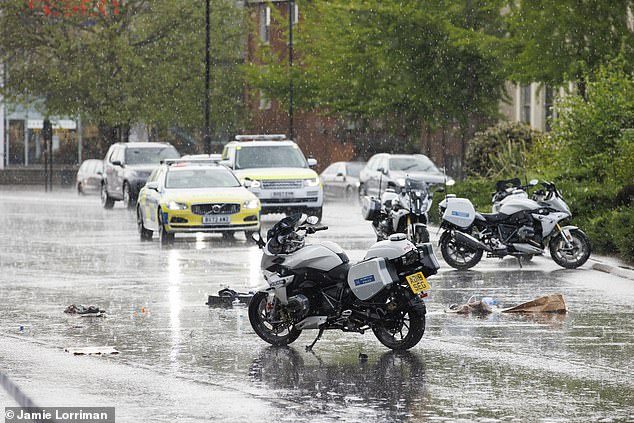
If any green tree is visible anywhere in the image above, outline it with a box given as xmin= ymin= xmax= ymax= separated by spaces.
xmin=0 ymin=0 xmax=246 ymax=146
xmin=247 ymin=0 xmax=509 ymax=144
xmin=505 ymin=0 xmax=634 ymax=98
xmin=534 ymin=60 xmax=634 ymax=184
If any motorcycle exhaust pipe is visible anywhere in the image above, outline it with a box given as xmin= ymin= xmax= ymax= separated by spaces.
xmin=511 ymin=243 xmax=543 ymax=254
xmin=453 ymin=231 xmax=492 ymax=252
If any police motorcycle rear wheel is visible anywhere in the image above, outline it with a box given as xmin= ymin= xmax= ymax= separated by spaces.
xmin=372 ymin=303 xmax=426 ymax=350
xmin=440 ymin=232 xmax=483 ymax=270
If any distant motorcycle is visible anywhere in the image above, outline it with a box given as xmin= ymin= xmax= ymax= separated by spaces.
xmin=362 ymin=177 xmax=442 ymax=244
xmin=438 ymin=181 xmax=591 ymax=269
xmin=249 ymin=213 xmax=439 ymax=350
xmin=491 ymin=177 xmax=536 ymax=213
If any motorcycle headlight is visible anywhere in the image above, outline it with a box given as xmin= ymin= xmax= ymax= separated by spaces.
xmin=304 ymin=177 xmax=320 ymax=187
xmin=242 ymin=199 xmax=260 ymax=209
xmin=166 ymin=201 xmax=188 ymax=210
xmin=397 ymin=178 xmax=406 ymax=187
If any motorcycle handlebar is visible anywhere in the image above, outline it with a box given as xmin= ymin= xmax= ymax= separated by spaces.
xmin=305 ymin=225 xmax=328 ymax=234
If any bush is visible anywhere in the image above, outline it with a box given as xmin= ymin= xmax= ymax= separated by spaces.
xmin=586 ymin=208 xmax=634 ymax=263
xmin=465 ymin=121 xmax=540 ymax=178
xmin=535 ymin=61 xmax=634 ymax=185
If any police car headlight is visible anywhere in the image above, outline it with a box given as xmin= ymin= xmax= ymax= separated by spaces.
xmin=304 ymin=177 xmax=320 ymax=187
xmin=242 ymin=199 xmax=259 ymax=209
xmin=166 ymin=201 xmax=188 ymax=210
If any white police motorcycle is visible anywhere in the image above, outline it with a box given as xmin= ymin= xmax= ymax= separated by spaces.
xmin=438 ymin=181 xmax=591 ymax=269
xmin=249 ymin=214 xmax=439 ymax=350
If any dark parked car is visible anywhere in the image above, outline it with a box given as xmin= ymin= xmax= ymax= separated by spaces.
xmin=359 ymin=153 xmax=453 ymax=198
xmin=101 ymin=142 xmax=180 ymax=209
xmin=320 ymin=161 xmax=365 ymax=201
xmin=76 ymin=159 xmax=103 ymax=195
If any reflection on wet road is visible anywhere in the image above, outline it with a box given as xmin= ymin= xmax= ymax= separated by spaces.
xmin=0 ymin=189 xmax=632 ymax=422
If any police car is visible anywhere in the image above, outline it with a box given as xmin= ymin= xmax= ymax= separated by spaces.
xmin=221 ymin=135 xmax=324 ymax=221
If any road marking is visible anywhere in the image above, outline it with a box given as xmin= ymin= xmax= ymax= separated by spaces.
xmin=0 ymin=370 xmax=39 ymax=409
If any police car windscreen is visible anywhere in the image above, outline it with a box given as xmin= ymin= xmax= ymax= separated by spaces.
xmin=235 ymin=146 xmax=307 ymax=169
xmin=166 ymin=168 xmax=241 ymax=189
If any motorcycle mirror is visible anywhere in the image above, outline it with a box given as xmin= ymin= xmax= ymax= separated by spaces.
xmin=251 ymin=232 xmax=265 ymax=248
xmin=529 ymin=179 xmax=539 ymax=186
xmin=306 ymin=216 xmax=319 ymax=225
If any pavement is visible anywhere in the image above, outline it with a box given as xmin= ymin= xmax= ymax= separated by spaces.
xmin=588 ymin=255 xmax=634 ymax=281
xmin=0 ymin=335 xmax=295 ymax=423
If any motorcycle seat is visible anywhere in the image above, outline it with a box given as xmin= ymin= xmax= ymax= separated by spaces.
xmin=476 ymin=212 xmax=508 ymax=222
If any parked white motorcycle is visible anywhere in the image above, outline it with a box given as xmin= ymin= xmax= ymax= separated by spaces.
xmin=362 ymin=176 xmax=442 ymax=244
xmin=249 ymin=213 xmax=440 ymax=350
xmin=438 ymin=181 xmax=591 ymax=269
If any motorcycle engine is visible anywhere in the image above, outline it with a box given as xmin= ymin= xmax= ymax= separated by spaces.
xmin=287 ymin=294 xmax=310 ymax=320
xmin=517 ymin=225 xmax=535 ymax=241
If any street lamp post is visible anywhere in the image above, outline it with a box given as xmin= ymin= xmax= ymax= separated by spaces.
xmin=204 ymin=0 xmax=212 ymax=154
xmin=288 ymin=0 xmax=294 ymax=140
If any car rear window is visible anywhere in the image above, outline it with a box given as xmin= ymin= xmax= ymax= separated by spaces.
xmin=165 ymin=168 xmax=241 ymax=189
xmin=235 ymin=145 xmax=307 ymax=169
xmin=125 ymin=146 xmax=179 ymax=165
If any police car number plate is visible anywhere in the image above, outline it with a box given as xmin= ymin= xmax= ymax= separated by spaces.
xmin=272 ymin=191 xmax=295 ymax=198
xmin=203 ymin=215 xmax=230 ymax=225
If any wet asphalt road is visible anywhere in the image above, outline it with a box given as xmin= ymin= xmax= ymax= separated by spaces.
xmin=0 ymin=187 xmax=633 ymax=422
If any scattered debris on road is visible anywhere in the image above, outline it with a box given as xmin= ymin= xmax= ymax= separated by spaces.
xmin=64 ymin=304 xmax=106 ymax=317
xmin=206 ymin=288 xmax=254 ymax=307
xmin=64 ymin=346 xmax=119 ymax=356
xmin=502 ymin=293 xmax=567 ymax=313
xmin=446 ymin=293 xmax=567 ymax=315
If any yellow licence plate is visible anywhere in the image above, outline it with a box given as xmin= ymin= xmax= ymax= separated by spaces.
xmin=406 ymin=271 xmax=430 ymax=294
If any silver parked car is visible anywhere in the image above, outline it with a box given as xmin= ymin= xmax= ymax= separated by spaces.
xmin=320 ymin=161 xmax=365 ymax=201
xmin=358 ymin=153 xmax=453 ymax=197
xmin=76 ymin=159 xmax=103 ymax=195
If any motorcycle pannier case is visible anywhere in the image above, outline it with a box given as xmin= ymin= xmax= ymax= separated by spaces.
xmin=442 ymin=197 xmax=476 ymax=228
xmin=361 ymin=196 xmax=381 ymax=221
xmin=347 ymin=257 xmax=394 ymax=300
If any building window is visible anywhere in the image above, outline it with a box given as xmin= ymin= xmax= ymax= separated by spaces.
xmin=259 ymin=6 xmax=270 ymax=44
xmin=544 ymin=85 xmax=554 ymax=131
xmin=291 ymin=3 xmax=299 ymax=25
xmin=520 ymin=84 xmax=531 ymax=123
xmin=259 ymin=90 xmax=271 ymax=110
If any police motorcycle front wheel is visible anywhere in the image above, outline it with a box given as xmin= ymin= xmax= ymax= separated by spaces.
xmin=248 ymin=292 xmax=302 ymax=346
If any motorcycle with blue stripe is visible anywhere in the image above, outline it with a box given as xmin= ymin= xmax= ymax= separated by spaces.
xmin=438 ymin=180 xmax=592 ymax=270
xmin=249 ymin=213 xmax=439 ymax=351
